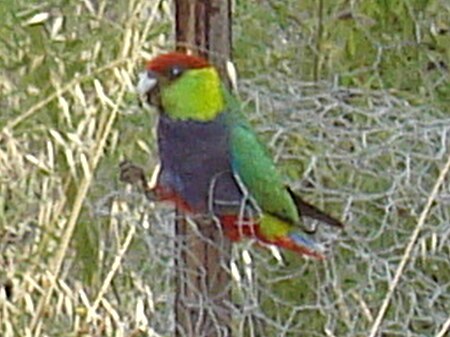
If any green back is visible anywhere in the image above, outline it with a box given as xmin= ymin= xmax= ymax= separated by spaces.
xmin=224 ymin=91 xmax=301 ymax=226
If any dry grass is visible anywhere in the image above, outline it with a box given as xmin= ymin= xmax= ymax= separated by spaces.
xmin=1 ymin=1 xmax=450 ymax=337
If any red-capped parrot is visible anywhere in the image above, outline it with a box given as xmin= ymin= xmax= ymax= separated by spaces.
xmin=128 ymin=52 xmax=343 ymax=259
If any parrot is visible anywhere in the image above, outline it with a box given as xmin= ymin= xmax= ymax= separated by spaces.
xmin=127 ymin=52 xmax=344 ymax=259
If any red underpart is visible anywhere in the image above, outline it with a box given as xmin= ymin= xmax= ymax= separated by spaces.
xmin=153 ymin=185 xmax=194 ymax=213
xmin=219 ymin=215 xmax=259 ymax=241
xmin=147 ymin=52 xmax=210 ymax=73
xmin=152 ymin=185 xmax=324 ymax=259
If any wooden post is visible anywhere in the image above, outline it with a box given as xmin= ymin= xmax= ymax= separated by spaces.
xmin=174 ymin=1 xmax=233 ymax=337
xmin=175 ymin=0 xmax=232 ymax=77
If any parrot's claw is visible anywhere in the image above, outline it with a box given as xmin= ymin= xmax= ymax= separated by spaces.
xmin=119 ymin=160 xmax=146 ymax=185
xmin=119 ymin=160 xmax=156 ymax=201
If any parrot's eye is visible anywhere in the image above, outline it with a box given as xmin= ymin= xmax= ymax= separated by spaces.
xmin=169 ymin=65 xmax=183 ymax=79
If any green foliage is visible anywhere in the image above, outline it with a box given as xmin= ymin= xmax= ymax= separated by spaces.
xmin=235 ymin=0 xmax=449 ymax=108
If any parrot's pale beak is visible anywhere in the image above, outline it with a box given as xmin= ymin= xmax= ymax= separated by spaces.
xmin=137 ymin=71 xmax=158 ymax=96
xmin=137 ymin=71 xmax=162 ymax=107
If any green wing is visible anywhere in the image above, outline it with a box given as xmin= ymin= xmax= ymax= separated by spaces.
xmin=229 ymin=121 xmax=300 ymax=225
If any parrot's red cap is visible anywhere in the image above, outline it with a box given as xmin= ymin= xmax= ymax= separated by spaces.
xmin=146 ymin=52 xmax=210 ymax=73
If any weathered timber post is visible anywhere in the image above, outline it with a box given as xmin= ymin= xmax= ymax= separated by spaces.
xmin=173 ymin=1 xmax=233 ymax=337
xmin=175 ymin=0 xmax=231 ymax=77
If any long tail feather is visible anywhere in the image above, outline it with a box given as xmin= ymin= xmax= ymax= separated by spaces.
xmin=283 ymin=232 xmax=325 ymax=259
xmin=287 ymin=188 xmax=345 ymax=228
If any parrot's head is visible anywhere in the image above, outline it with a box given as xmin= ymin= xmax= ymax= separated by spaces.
xmin=137 ymin=52 xmax=225 ymax=121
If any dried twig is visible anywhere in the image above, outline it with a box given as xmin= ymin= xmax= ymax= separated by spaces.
xmin=368 ymin=153 xmax=450 ymax=337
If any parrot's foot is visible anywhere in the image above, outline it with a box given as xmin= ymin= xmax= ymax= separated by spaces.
xmin=119 ymin=160 xmax=146 ymax=185
xmin=119 ymin=160 xmax=156 ymax=201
